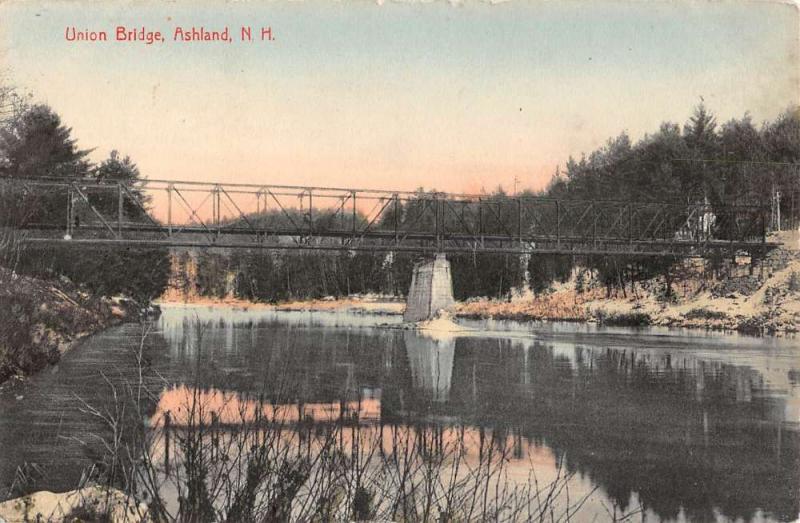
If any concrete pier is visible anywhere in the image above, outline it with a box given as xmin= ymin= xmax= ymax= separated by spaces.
xmin=403 ymin=253 xmax=455 ymax=322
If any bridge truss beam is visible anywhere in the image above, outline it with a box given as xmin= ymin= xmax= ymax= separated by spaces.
xmin=2 ymin=177 xmax=775 ymax=258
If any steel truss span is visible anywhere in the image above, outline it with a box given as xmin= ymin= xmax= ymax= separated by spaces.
xmin=3 ymin=177 xmax=776 ymax=258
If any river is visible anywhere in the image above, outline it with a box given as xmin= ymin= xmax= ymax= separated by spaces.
xmin=0 ymin=305 xmax=798 ymax=522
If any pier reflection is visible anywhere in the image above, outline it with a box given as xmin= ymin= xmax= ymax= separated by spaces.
xmin=0 ymin=306 xmax=797 ymax=522
xmin=153 ymin=308 xmax=799 ymax=522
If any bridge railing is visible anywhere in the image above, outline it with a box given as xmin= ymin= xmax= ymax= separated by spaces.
xmin=0 ymin=177 xmax=771 ymax=256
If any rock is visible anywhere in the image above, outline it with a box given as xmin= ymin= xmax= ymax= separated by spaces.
xmin=110 ymin=305 xmax=126 ymax=318
xmin=0 ymin=486 xmax=148 ymax=523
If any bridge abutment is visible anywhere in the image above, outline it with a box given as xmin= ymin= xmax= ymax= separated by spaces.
xmin=403 ymin=253 xmax=455 ymax=322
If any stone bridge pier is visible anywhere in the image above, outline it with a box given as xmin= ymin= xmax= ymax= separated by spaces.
xmin=403 ymin=253 xmax=455 ymax=322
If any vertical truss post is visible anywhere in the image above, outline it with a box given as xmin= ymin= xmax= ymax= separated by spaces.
xmin=117 ymin=183 xmax=123 ymax=238
xmin=214 ymin=185 xmax=221 ymax=239
xmin=555 ymin=200 xmax=560 ymax=249
xmin=308 ymin=189 xmax=314 ymax=237
xmin=592 ymin=203 xmax=597 ymax=250
xmin=479 ymin=198 xmax=484 ymax=247
xmin=211 ymin=186 xmax=216 ymax=230
xmin=440 ymin=197 xmax=445 ymax=251
xmin=257 ymin=189 xmax=265 ymax=244
xmin=167 ymin=184 xmax=173 ymax=237
xmin=393 ymin=194 xmax=399 ymax=245
xmin=351 ymin=191 xmax=357 ymax=241
xmin=66 ymin=186 xmax=73 ymax=237
xmin=339 ymin=195 xmax=346 ymax=245
xmin=517 ymin=198 xmax=522 ymax=246
xmin=628 ymin=203 xmax=633 ymax=245
xmin=434 ymin=196 xmax=440 ymax=252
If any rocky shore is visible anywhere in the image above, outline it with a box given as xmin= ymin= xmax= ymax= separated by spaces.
xmin=264 ymin=236 xmax=800 ymax=337
xmin=0 ymin=268 xmax=139 ymax=387
xmin=158 ymin=233 xmax=799 ymax=337
xmin=457 ymin=234 xmax=800 ymax=336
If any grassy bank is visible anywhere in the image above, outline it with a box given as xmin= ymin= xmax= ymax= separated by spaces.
xmin=0 ymin=267 xmax=136 ymax=386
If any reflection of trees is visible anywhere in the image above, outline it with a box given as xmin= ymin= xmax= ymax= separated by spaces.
xmin=163 ymin=318 xmax=396 ymax=406
xmin=152 ymin=317 xmax=799 ymax=521
xmin=446 ymin=338 xmax=799 ymax=522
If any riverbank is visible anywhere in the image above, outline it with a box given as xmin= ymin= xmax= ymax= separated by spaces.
xmin=161 ymin=269 xmax=799 ymax=336
xmin=458 ymin=235 xmax=800 ymax=336
xmin=157 ymin=293 xmax=406 ymax=316
xmin=157 ymin=234 xmax=800 ymax=336
xmin=0 ymin=268 xmax=137 ymax=387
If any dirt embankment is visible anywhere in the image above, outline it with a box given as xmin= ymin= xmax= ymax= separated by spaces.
xmin=0 ymin=268 xmax=137 ymax=386
xmin=458 ymin=233 xmax=800 ymax=335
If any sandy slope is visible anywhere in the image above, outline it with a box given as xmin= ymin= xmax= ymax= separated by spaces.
xmin=458 ymin=233 xmax=800 ymax=335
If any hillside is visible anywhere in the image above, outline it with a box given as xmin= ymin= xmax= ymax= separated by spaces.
xmin=0 ymin=268 xmax=136 ymax=386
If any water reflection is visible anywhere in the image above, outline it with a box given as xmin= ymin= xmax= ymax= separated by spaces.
xmin=0 ymin=305 xmax=797 ymax=522
xmin=153 ymin=385 xmax=383 ymax=425
xmin=404 ymin=331 xmax=455 ymax=402
xmin=156 ymin=307 xmax=800 ymax=523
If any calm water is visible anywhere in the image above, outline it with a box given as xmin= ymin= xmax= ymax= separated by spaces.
xmin=1 ymin=305 xmax=798 ymax=522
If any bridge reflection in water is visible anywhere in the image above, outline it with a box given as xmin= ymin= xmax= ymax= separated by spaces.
xmin=0 ymin=307 xmax=797 ymax=521
xmin=153 ymin=307 xmax=798 ymax=522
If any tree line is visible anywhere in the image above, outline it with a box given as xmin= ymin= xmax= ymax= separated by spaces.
xmin=548 ymin=104 xmax=799 ymax=213
xmin=539 ymin=104 xmax=800 ymax=296
xmin=2 ymin=92 xmax=797 ymax=303
xmin=181 ymin=236 xmax=525 ymax=302
xmin=0 ymin=96 xmax=171 ymax=304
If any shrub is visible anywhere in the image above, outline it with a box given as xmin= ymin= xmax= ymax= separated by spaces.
xmin=598 ymin=311 xmax=651 ymax=327
xmin=788 ymin=271 xmax=800 ymax=292
xmin=684 ymin=308 xmax=728 ymax=321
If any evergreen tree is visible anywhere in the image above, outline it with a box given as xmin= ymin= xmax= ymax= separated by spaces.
xmin=0 ymin=104 xmax=90 ymax=179
xmin=91 ymin=150 xmax=151 ymax=218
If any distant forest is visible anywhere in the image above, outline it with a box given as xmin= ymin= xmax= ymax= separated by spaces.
xmin=1 ymin=88 xmax=798 ymax=303
xmin=183 ymin=104 xmax=800 ymax=302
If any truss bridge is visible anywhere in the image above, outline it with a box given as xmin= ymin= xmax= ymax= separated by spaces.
xmin=2 ymin=177 xmax=776 ymax=258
